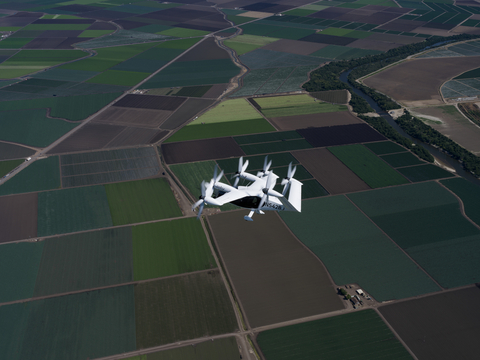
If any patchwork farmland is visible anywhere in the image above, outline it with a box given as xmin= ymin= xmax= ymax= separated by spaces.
xmin=1 ymin=0 xmax=480 ymax=358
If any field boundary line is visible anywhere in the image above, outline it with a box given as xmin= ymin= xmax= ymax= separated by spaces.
xmin=374 ymin=308 xmax=420 ymax=360
xmin=437 ymin=179 xmax=480 ymax=231
xmin=343 ymin=194 xmax=445 ymax=290
xmin=0 ymin=268 xmax=217 ymax=308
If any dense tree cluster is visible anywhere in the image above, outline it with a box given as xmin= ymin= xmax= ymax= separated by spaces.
xmin=358 ymin=115 xmax=434 ymax=163
xmin=349 ymin=93 xmax=374 ymax=114
xmin=396 ymin=112 xmax=480 ymax=176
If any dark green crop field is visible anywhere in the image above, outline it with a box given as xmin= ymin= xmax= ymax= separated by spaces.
xmin=132 ymin=217 xmax=216 ymax=281
xmin=380 ymin=152 xmax=425 ymax=168
xmin=257 ymin=310 xmax=413 ymax=360
xmin=37 ymin=185 xmax=113 ymax=237
xmin=364 ymin=141 xmax=406 ymax=155
xmin=328 ymin=144 xmax=409 ymax=188
xmin=134 ymin=271 xmax=237 ymax=348
xmin=33 ymin=228 xmax=133 ymax=297
xmin=0 ymin=242 xmax=44 ymax=303
xmin=281 ymin=196 xmax=440 ymax=301
xmin=0 ymin=159 xmax=22 ymax=178
xmin=441 ymin=177 xmax=480 ymax=226
xmin=0 ymin=156 xmax=61 ymax=196
xmin=397 ymin=164 xmax=455 ymax=182
xmin=105 ymin=178 xmax=182 ymax=226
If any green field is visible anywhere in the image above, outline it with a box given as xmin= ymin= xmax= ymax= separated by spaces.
xmin=348 ymin=182 xmax=480 ymax=288
xmin=328 ymin=144 xmax=410 ymax=188
xmin=158 ymin=27 xmax=210 ymax=37
xmin=224 ymin=34 xmax=279 ymax=56
xmin=364 ymin=141 xmax=407 ymax=155
xmin=0 ymin=242 xmax=44 ymax=303
xmin=33 ymin=228 xmax=133 ymax=297
xmin=257 ymin=310 xmax=413 ymax=360
xmin=280 ymin=196 xmax=440 ymax=301
xmin=0 ymin=92 xmax=122 ymax=121
xmin=299 ymin=178 xmax=329 ymax=199
xmin=441 ymin=177 xmax=480 ymax=226
xmin=0 ymin=108 xmax=77 ymax=147
xmin=0 ymin=156 xmax=60 ymax=196
xmin=105 ymin=178 xmax=182 ymax=226
xmin=165 ymin=119 xmax=276 ymax=142
xmin=134 ymin=271 xmax=238 ymax=348
xmin=87 ymin=69 xmax=150 ymax=86
xmin=216 ymin=152 xmax=299 ymax=174
xmin=380 ymin=152 xmax=424 ymax=167
xmin=0 ymin=38 xmax=33 ymax=50
xmin=0 ymin=286 xmax=136 ymax=360
xmin=132 ymin=337 xmax=240 ymax=359
xmin=0 ymin=159 xmax=22 ymax=177
xmin=189 ymin=98 xmax=260 ymax=124
xmin=224 ymin=41 xmax=262 ymax=56
xmin=37 ymin=185 xmax=113 ymax=237
xmin=157 ymin=38 xmax=201 ymax=50
xmin=397 ymin=164 xmax=455 ymax=182
xmin=132 ymin=217 xmax=216 ymax=281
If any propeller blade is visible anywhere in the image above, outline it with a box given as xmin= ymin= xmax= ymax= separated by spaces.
xmin=266 ymin=172 xmax=274 ymax=189
xmin=192 ymin=199 xmax=203 ymax=211
xmin=233 ymin=177 xmax=240 ymax=188
xmin=290 ymin=165 xmax=297 ymax=179
xmin=215 ymin=169 xmax=224 ymax=183
xmin=237 ymin=156 xmax=243 ymax=173
xmin=196 ymin=202 xmax=205 ymax=219
xmin=263 ymin=156 xmax=268 ymax=172
xmin=213 ymin=165 xmax=218 ymax=183
xmin=200 ymin=180 xmax=206 ymax=198
xmin=242 ymin=159 xmax=249 ymax=173
xmin=258 ymin=193 xmax=267 ymax=209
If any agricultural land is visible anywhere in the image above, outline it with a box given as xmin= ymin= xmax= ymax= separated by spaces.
xmin=1 ymin=0 xmax=480 ymax=359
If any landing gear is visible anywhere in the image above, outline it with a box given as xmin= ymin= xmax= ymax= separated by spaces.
xmin=244 ymin=210 xmax=265 ymax=221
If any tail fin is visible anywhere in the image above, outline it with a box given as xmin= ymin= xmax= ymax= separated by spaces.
xmin=279 ymin=178 xmax=302 ymax=212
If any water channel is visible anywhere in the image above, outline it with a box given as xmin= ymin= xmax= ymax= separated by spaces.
xmin=339 ymin=71 xmax=480 ymax=186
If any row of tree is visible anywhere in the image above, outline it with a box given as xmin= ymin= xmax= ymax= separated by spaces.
xmin=396 ymin=112 xmax=480 ymax=177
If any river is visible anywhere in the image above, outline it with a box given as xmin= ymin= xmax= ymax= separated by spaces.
xmin=339 ymin=71 xmax=480 ymax=186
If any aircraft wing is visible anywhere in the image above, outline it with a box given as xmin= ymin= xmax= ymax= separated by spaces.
xmin=212 ymin=188 xmax=248 ymax=206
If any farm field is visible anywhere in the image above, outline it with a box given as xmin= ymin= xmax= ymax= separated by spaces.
xmin=257 ymin=310 xmax=413 ymax=360
xmin=364 ymin=141 xmax=407 ymax=155
xmin=293 ymin=148 xmax=370 ymax=194
xmin=105 ymin=178 xmax=182 ymax=226
xmin=0 ymin=156 xmax=60 ymax=196
xmin=348 ymin=182 xmax=480 ymax=288
xmin=209 ymin=211 xmax=344 ymax=328
xmin=189 ymin=98 xmax=260 ymax=124
xmin=396 ymin=164 xmax=455 ymax=182
xmin=441 ymin=177 xmax=480 ymax=226
xmin=0 ymin=241 xmax=43 ymax=303
xmin=380 ymin=152 xmax=425 ymax=168
xmin=281 ymin=196 xmax=440 ymax=301
xmin=412 ymin=105 xmax=480 ymax=155
xmin=328 ymin=144 xmax=409 ymax=188
xmin=60 ymin=147 xmax=160 ymax=188
xmin=160 ymin=98 xmax=216 ymax=130
xmin=216 ymin=152 xmax=299 ymax=174
xmin=132 ymin=218 xmax=216 ymax=281
xmin=37 ymin=185 xmax=113 ymax=237
xmin=129 ymin=337 xmax=241 ymax=360
xmin=161 ymin=137 xmax=245 ymax=164
xmin=0 ymin=286 xmax=136 ymax=360
xmin=33 ymin=228 xmax=133 ymax=298
xmin=0 ymin=192 xmax=38 ymax=243
xmin=379 ymin=287 xmax=480 ymax=360
xmin=0 ymin=159 xmax=22 ymax=178
xmin=134 ymin=271 xmax=237 ymax=348
xmin=0 ymin=142 xmax=34 ymax=161
xmin=363 ymin=57 xmax=480 ymax=106
xmin=298 ymin=123 xmax=386 ymax=147
xmin=269 ymin=111 xmax=362 ymax=130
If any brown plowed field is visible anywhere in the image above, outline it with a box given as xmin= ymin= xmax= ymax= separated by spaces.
xmin=202 ymin=84 xmax=227 ymax=99
xmin=92 ymin=107 xmax=173 ymax=128
xmin=177 ymin=37 xmax=230 ymax=61
xmin=161 ymin=137 xmax=245 ymax=164
xmin=208 ymin=211 xmax=344 ymax=329
xmin=293 ymin=148 xmax=370 ymax=194
xmin=297 ymin=123 xmax=385 ymax=147
xmin=262 ymin=39 xmax=328 ymax=55
xmin=0 ymin=193 xmax=38 ymax=243
xmin=48 ymin=124 xmax=125 ymax=154
xmin=113 ymin=94 xmax=186 ymax=111
xmin=105 ymin=127 xmax=161 ymax=148
xmin=348 ymin=38 xmax=401 ymax=51
xmin=363 ymin=56 xmax=480 ymax=103
xmin=270 ymin=112 xmax=361 ymax=131
xmin=379 ymin=286 xmax=480 ymax=360
xmin=161 ymin=98 xmax=215 ymax=130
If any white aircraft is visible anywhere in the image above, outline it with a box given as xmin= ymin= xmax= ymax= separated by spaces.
xmin=192 ymin=156 xmax=302 ymax=221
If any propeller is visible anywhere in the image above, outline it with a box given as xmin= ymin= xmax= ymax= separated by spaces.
xmin=281 ymin=162 xmax=297 ymax=195
xmin=256 ymin=156 xmax=272 ymax=177
xmin=258 ymin=172 xmax=283 ymax=209
xmin=232 ymin=156 xmax=249 ymax=188
xmin=192 ymin=165 xmax=223 ymax=219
